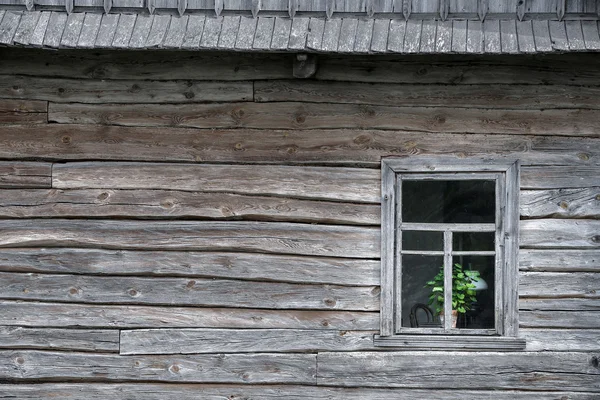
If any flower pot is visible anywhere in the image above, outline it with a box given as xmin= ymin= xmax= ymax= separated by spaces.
xmin=439 ymin=310 xmax=459 ymax=328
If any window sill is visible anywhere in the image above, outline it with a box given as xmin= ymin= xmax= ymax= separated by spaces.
xmin=373 ymin=335 xmax=526 ymax=351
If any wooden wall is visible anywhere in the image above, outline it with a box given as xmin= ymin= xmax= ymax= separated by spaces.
xmin=0 ymin=47 xmax=599 ymax=399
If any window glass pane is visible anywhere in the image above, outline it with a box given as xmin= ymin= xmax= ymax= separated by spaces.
xmin=451 ymin=257 xmax=495 ymax=329
xmin=401 ymin=255 xmax=444 ymax=328
xmin=453 ymin=232 xmax=495 ymax=252
xmin=402 ymin=231 xmax=443 ymax=251
xmin=402 ymin=180 xmax=495 ymax=223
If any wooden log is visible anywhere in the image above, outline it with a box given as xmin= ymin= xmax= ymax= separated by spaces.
xmin=0 ymin=220 xmax=379 ymax=258
xmin=0 ymin=188 xmax=379 ymax=225
xmin=120 ymin=328 xmax=378 ymax=355
xmin=520 ymin=219 xmax=600 ymax=249
xmin=2 ymin=383 xmax=599 ymax=400
xmin=47 ymin=101 xmax=600 ymax=137
xmin=520 ymin=298 xmax=600 ymax=311
xmin=520 ymin=310 xmax=600 ymax=328
xmin=0 ymin=249 xmax=379 ymax=286
xmin=0 ymin=48 xmax=292 ymax=80
xmin=254 ymin=80 xmax=600 ymax=109
xmin=520 ymin=249 xmax=600 ymax=272
xmin=0 ymin=301 xmax=379 ymax=329
xmin=521 ymin=188 xmax=600 ymax=218
xmin=521 ymin=166 xmax=600 ymax=189
xmin=0 ymin=272 xmax=379 ymax=310
xmin=51 ymin=163 xmax=381 ymax=203
xmin=1 ymin=124 xmax=598 ymax=167
xmin=523 ymin=329 xmax=600 ymax=351
xmin=0 ymin=327 xmax=119 ymax=352
xmin=1 ymin=75 xmax=253 ymax=103
xmin=0 ymin=162 xmax=51 ymax=188
xmin=0 ymin=99 xmax=47 ymax=124
xmin=520 ymin=272 xmax=600 ymax=299
xmin=316 ymin=351 xmax=600 ymax=391
xmin=0 ymin=350 xmax=316 ymax=384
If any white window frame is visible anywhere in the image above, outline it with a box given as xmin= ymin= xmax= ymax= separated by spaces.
xmin=374 ymin=157 xmax=525 ymax=350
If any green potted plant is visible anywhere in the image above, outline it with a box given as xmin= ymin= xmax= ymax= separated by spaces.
xmin=425 ymin=263 xmax=480 ymax=328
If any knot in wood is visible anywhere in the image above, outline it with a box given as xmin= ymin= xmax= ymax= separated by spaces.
xmin=591 ymin=356 xmax=599 ymax=369
xmin=578 ymin=153 xmax=590 ymax=161
xmin=234 ymin=142 xmax=244 ymax=151
xmin=97 ymin=192 xmax=110 ymax=201
xmin=68 ymin=287 xmax=81 ymax=296
xmin=592 ymin=235 xmax=600 ymax=244
xmin=321 ymin=320 xmax=330 ymax=327
xmin=184 ymin=91 xmax=195 ymax=99
xmin=169 ymin=364 xmax=180 ymax=373
xmin=61 ymin=136 xmax=71 ymax=144
xmin=15 ymin=356 xmax=24 ymax=365
xmin=295 ymin=113 xmax=306 ymax=124
xmin=57 ymin=87 xmax=65 ymax=94
xmin=559 ymin=201 xmax=569 ymax=210
xmin=324 ymin=298 xmax=336 ymax=307
xmin=127 ymin=288 xmax=140 ymax=297
xmin=186 ymin=280 xmax=196 ymax=289
xmin=353 ymin=135 xmax=372 ymax=146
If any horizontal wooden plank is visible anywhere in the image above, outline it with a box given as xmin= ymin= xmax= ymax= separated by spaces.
xmin=316 ymin=54 xmax=600 ymax=85
xmin=0 ymin=249 xmax=379 ymax=286
xmin=2 ymin=75 xmax=252 ymax=103
xmin=0 ymin=99 xmax=46 ymax=124
xmin=521 ymin=188 xmax=600 ymax=218
xmin=0 ymin=219 xmax=379 ymax=258
xmin=520 ymin=219 xmax=600 ymax=249
xmin=521 ymin=166 xmax=600 ymax=189
xmin=0 ymin=272 xmax=379 ymax=310
xmin=520 ymin=249 xmax=600 ymax=272
xmin=1 ymin=125 xmax=598 ymax=167
xmin=520 ymin=298 xmax=600 ymax=311
xmin=2 ymin=384 xmax=599 ymax=400
xmin=520 ymin=310 xmax=600 ymax=328
xmin=52 ymin=162 xmax=381 ymax=203
xmin=48 ymin=102 xmax=600 ymax=137
xmin=0 ymin=351 xmax=316 ymax=384
xmin=520 ymin=272 xmax=600 ymax=298
xmin=0 ymin=327 xmax=119 ymax=352
xmin=0 ymin=48 xmax=292 ymax=80
xmin=316 ymin=351 xmax=600 ymax=391
xmin=0 ymin=161 xmax=51 ymax=188
xmin=523 ymin=329 xmax=600 ymax=352
xmin=0 ymin=301 xmax=378 ymax=329
xmin=255 ymin=80 xmax=600 ymax=109
xmin=120 ymin=328 xmax=378 ymax=355
xmin=0 ymin=188 xmax=379 ymax=225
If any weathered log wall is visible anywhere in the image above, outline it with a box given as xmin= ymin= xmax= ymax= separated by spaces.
xmin=0 ymin=48 xmax=598 ymax=399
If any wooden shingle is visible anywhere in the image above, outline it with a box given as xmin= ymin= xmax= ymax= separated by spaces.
xmin=77 ymin=13 xmax=102 ymax=48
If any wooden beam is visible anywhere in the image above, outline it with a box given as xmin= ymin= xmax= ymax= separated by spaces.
xmin=520 ymin=219 xmax=600 ymax=249
xmin=0 ymin=162 xmax=51 ymax=189
xmin=520 ymin=249 xmax=600 ymax=272
xmin=0 ymin=327 xmax=119 ymax=352
xmin=521 ymin=188 xmax=600 ymax=218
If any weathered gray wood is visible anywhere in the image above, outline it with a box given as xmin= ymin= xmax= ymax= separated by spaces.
xmin=379 ymin=162 xmax=394 ymax=336
xmin=520 ymin=297 xmax=600 ymax=312
xmin=112 ymin=13 xmax=136 ymax=48
xmin=12 ymin=11 xmax=40 ymax=45
xmin=500 ymin=19 xmax=518 ymax=53
xmin=520 ymin=249 xmax=600 ymax=272
xmin=581 ymin=20 xmax=600 ymax=50
xmin=520 ymin=219 xmax=600 ymax=249
xmin=549 ymin=20 xmax=569 ymax=50
xmin=520 ymin=272 xmax=600 ymax=298
xmin=435 ymin=20 xmax=452 ymax=53
xmin=0 ymin=10 xmax=21 ymax=45
xmin=145 ymin=14 xmax=170 ymax=47
xmin=128 ymin=14 xmax=153 ymax=48
xmin=370 ymin=18 xmax=389 ymax=52
xmin=0 ymin=271 xmax=379 ymax=310
xmin=43 ymin=11 xmax=67 ymax=47
xmin=235 ymin=16 xmax=257 ymax=49
xmin=402 ymin=19 xmax=420 ymax=54
xmin=52 ymin=162 xmax=380 ymax=203
xmin=0 ymin=219 xmax=380 ymax=258
xmin=521 ymin=188 xmax=600 ymax=218
xmin=483 ymin=18 xmax=501 ymax=53
xmin=217 ymin=15 xmax=239 ymax=49
xmin=565 ymin=20 xmax=585 ymax=51
xmin=2 ymin=76 xmax=252 ymax=103
xmin=3 ymin=124 xmax=599 ymax=166
xmin=337 ymin=17 xmax=357 ymax=53
xmin=253 ymin=16 xmax=275 ymax=49
xmin=60 ymin=12 xmax=84 ymax=48
xmin=0 ymin=187 xmax=379 ymax=225
xmin=181 ymin=14 xmax=204 ymax=49
xmin=353 ymin=18 xmax=373 ymax=53
xmin=523 ymin=329 xmax=600 ymax=352
xmin=270 ymin=16 xmax=291 ymax=50
xmin=0 ymin=351 xmax=316 ymax=383
xmin=451 ymin=20 xmax=466 ymax=52
xmin=121 ymin=328 xmax=377 ymax=354
xmin=0 ymin=162 xmax=51 ymax=188
xmin=317 ymin=351 xmax=600 ymax=390
xmin=386 ymin=19 xmax=405 ymax=52
xmin=521 ymin=310 xmax=600 ymax=328
xmin=200 ymin=16 xmax=222 ymax=48
xmin=306 ymin=17 xmax=324 ymax=50
xmin=0 ymin=301 xmax=379 ymax=329
xmin=255 ymin=80 xmax=600 ymax=109
xmin=0 ymin=327 xmax=119 ymax=352
xmin=94 ymin=13 xmax=119 ymax=48
xmin=28 ymin=11 xmax=50 ymax=47
xmin=2 ymin=384 xmax=599 ymax=400
xmin=163 ymin=15 xmax=187 ymax=48
xmin=321 ymin=17 xmax=341 ymax=52
xmin=521 ymin=166 xmax=600 ymax=189
xmin=0 ymin=99 xmax=46 ymax=124
xmin=77 ymin=13 xmax=102 ymax=48
xmin=288 ymin=16 xmax=308 ymax=49
xmin=0 ymin=248 xmax=379 ymax=285
xmin=373 ymin=335 xmax=526 ymax=351
xmin=516 ymin=20 xmax=535 ymax=53
xmin=419 ymin=19 xmax=436 ymax=53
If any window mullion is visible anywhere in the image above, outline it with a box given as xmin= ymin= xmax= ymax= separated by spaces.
xmin=443 ymin=230 xmax=453 ymax=332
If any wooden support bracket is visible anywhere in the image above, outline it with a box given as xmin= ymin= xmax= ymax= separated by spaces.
xmin=293 ymin=54 xmax=317 ymax=79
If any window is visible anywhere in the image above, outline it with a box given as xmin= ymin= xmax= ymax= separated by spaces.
xmin=375 ymin=157 xmax=525 ymax=350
